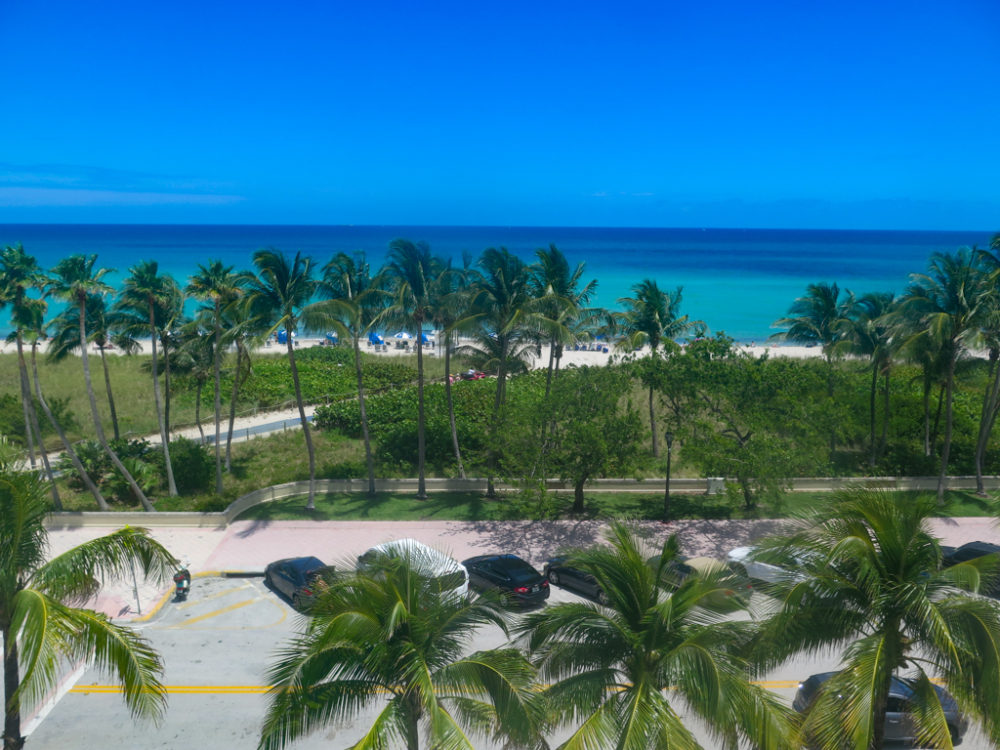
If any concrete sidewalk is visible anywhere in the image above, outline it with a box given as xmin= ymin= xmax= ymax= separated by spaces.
xmin=45 ymin=515 xmax=1000 ymax=623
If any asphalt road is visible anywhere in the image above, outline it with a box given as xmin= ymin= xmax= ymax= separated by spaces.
xmin=25 ymin=577 xmax=994 ymax=750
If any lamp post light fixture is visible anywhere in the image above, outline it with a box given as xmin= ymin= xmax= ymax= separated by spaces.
xmin=663 ymin=430 xmax=675 ymax=523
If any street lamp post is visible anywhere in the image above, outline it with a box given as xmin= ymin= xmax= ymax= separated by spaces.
xmin=663 ymin=430 xmax=674 ymax=522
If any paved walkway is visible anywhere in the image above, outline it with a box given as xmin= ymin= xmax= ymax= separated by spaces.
xmin=43 ymin=515 xmax=1000 ymax=622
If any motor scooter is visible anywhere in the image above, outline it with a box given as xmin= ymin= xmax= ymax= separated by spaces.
xmin=173 ymin=563 xmax=191 ymax=602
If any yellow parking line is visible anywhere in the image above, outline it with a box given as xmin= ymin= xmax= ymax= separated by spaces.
xmin=173 ymin=598 xmax=255 ymax=626
xmin=175 ymin=583 xmax=252 ymax=610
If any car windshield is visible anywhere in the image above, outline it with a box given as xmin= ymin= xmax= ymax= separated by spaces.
xmin=499 ymin=559 xmax=539 ymax=583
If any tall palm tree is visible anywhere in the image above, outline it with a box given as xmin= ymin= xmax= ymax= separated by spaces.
xmin=971 ymin=245 xmax=1000 ymax=494
xmin=753 ymin=488 xmax=1000 ymax=750
xmin=841 ymin=291 xmax=897 ymax=467
xmin=187 ymin=260 xmax=250 ymax=494
xmin=0 ymin=244 xmax=47 ymax=468
xmin=319 ymin=252 xmax=385 ymax=496
xmin=21 ymin=296 xmax=108 ymax=509
xmin=898 ymin=249 xmax=989 ymax=501
xmin=531 ymin=243 xmax=599 ymax=395
xmin=246 ymin=249 xmax=324 ymax=509
xmin=381 ymin=239 xmax=439 ymax=500
xmin=518 ymin=521 xmax=794 ymax=750
xmin=0 ymin=452 xmax=177 ymax=750
xmin=49 ymin=254 xmax=156 ymax=512
xmin=259 ymin=544 xmax=542 ymax=750
xmin=47 ymin=293 xmax=137 ymax=441
xmin=458 ymin=247 xmax=540 ymax=495
xmin=117 ymin=261 xmax=179 ymax=496
xmin=616 ymin=279 xmax=697 ymax=457
xmin=173 ymin=318 xmax=215 ymax=445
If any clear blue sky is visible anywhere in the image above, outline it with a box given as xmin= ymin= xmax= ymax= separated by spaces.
xmin=1 ymin=0 xmax=997 ymax=229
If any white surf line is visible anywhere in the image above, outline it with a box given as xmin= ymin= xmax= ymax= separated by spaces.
xmin=23 ymin=660 xmax=89 ymax=736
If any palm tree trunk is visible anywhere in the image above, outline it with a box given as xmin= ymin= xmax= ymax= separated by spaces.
xmin=32 ymin=342 xmax=107 ymax=510
xmin=4 ymin=630 xmax=24 ymax=750
xmin=78 ymin=298 xmax=156 ymax=511
xmin=287 ymin=329 xmax=316 ymax=509
xmin=213 ymin=304 xmax=223 ymax=494
xmin=975 ymin=352 xmax=1000 ymax=495
xmin=931 ymin=383 xmax=944 ymax=452
xmin=225 ymin=342 xmax=244 ymax=471
xmin=443 ymin=336 xmax=465 ymax=479
xmin=415 ymin=323 xmax=427 ymax=500
xmin=937 ymin=357 xmax=957 ymax=503
xmin=17 ymin=356 xmax=37 ymax=469
xmin=486 ymin=358 xmax=507 ymax=499
xmin=572 ymin=479 xmax=585 ymax=514
xmin=149 ymin=307 xmax=177 ymax=496
xmin=98 ymin=345 xmax=121 ymax=441
xmin=195 ymin=381 xmax=206 ymax=444
xmin=868 ymin=365 xmax=878 ymax=468
xmin=877 ymin=369 xmax=890 ymax=461
xmin=922 ymin=375 xmax=932 ymax=456
xmin=163 ymin=335 xmax=173 ymax=434
xmin=354 ymin=334 xmax=376 ymax=496
xmin=16 ymin=338 xmax=59 ymax=509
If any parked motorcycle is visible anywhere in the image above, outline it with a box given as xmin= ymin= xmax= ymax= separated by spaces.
xmin=173 ymin=563 xmax=191 ymax=602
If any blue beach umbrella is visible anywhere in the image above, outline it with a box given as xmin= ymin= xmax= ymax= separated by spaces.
xmin=393 ymin=331 xmax=412 ymax=340
xmin=325 ymin=332 xmax=338 ymax=344
xmin=368 ymin=332 xmax=385 ymax=346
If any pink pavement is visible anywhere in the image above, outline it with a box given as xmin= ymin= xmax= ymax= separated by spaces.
xmin=44 ymin=516 xmax=1000 ymax=622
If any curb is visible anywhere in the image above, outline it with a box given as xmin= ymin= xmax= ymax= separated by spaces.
xmin=128 ymin=570 xmax=263 ymax=623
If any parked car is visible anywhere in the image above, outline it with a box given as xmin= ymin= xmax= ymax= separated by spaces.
xmin=358 ymin=538 xmax=468 ymax=597
xmin=726 ymin=545 xmax=805 ymax=585
xmin=264 ymin=556 xmax=336 ymax=610
xmin=793 ymin=671 xmax=968 ymax=746
xmin=544 ymin=556 xmax=607 ymax=604
xmin=462 ymin=554 xmax=550 ymax=606
xmin=941 ymin=541 xmax=1000 ymax=597
xmin=671 ymin=555 xmax=754 ymax=606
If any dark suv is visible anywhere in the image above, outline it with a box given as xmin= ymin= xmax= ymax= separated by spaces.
xmin=462 ymin=554 xmax=550 ymax=606
xmin=793 ymin=672 xmax=968 ymax=746
xmin=942 ymin=541 xmax=1000 ymax=597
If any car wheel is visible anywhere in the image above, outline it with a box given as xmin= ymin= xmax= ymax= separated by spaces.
xmin=292 ymin=592 xmax=302 ymax=610
xmin=548 ymin=570 xmax=560 ymax=586
xmin=264 ymin=571 xmax=273 ymax=589
xmin=949 ymin=724 xmax=961 ymax=746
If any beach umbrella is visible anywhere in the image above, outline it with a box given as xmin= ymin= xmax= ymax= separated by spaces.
xmin=276 ymin=329 xmax=297 ymax=345
xmin=421 ymin=332 xmax=432 ymax=345
xmin=324 ymin=332 xmax=338 ymax=345
xmin=368 ymin=332 xmax=385 ymax=345
xmin=393 ymin=331 xmax=412 ymax=340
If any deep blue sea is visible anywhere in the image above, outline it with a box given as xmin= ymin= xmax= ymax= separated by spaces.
xmin=0 ymin=224 xmax=993 ymax=341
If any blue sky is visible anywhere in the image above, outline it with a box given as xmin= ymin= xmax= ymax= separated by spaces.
xmin=1 ymin=0 xmax=997 ymax=229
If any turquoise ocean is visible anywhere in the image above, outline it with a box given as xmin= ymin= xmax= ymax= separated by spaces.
xmin=0 ymin=224 xmax=993 ymax=342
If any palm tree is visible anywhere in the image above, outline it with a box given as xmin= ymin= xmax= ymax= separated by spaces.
xmin=531 ymin=243 xmax=599 ymax=395
xmin=173 ymin=319 xmax=216 ymax=445
xmin=971 ymin=245 xmax=1000 ymax=494
xmin=117 ymin=261 xmax=179 ymax=496
xmin=381 ymin=239 xmax=439 ymax=500
xmin=246 ymin=249 xmax=324 ymax=509
xmin=458 ymin=247 xmax=540 ymax=495
xmin=898 ymin=249 xmax=989 ymax=501
xmin=186 ymin=260 xmax=250 ymax=494
xmin=753 ymin=488 xmax=1000 ymax=749
xmin=840 ymin=291 xmax=897 ymax=467
xmin=258 ymin=544 xmax=542 ymax=750
xmin=518 ymin=520 xmax=794 ymax=750
xmin=49 ymin=254 xmax=156 ymax=512
xmin=616 ymin=279 xmax=697 ymax=457
xmin=0 ymin=244 xmax=47 ymax=468
xmin=47 ymin=293 xmax=137 ymax=441
xmin=0 ymin=450 xmax=177 ymax=750
xmin=319 ymin=252 xmax=385 ymax=496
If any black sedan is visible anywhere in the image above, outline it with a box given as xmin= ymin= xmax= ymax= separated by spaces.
xmin=544 ymin=556 xmax=607 ymax=604
xmin=462 ymin=554 xmax=550 ymax=606
xmin=942 ymin=541 xmax=1000 ymax=597
xmin=264 ymin=556 xmax=336 ymax=609
xmin=793 ymin=671 xmax=968 ymax=745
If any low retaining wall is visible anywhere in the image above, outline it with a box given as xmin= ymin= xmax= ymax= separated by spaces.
xmin=44 ymin=474 xmax=1000 ymax=529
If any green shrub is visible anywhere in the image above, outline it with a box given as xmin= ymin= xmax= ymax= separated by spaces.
xmin=164 ymin=437 xmax=214 ymax=493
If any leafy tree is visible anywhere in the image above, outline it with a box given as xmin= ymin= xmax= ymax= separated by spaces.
xmin=753 ymin=488 xmax=1000 ymax=749
xmin=259 ymin=544 xmax=543 ymax=750
xmin=381 ymin=239 xmax=440 ymax=499
xmin=615 ymin=279 xmax=697 ymax=458
xmin=0 ymin=449 xmax=177 ymax=749
xmin=518 ymin=521 xmax=794 ymax=750
xmin=186 ymin=260 xmax=251 ymax=493
xmin=49 ymin=254 xmax=155 ymax=511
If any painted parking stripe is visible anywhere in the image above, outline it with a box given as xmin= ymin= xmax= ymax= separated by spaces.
xmin=171 ymin=598 xmax=256 ymax=627
xmin=175 ymin=583 xmax=254 ymax=610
